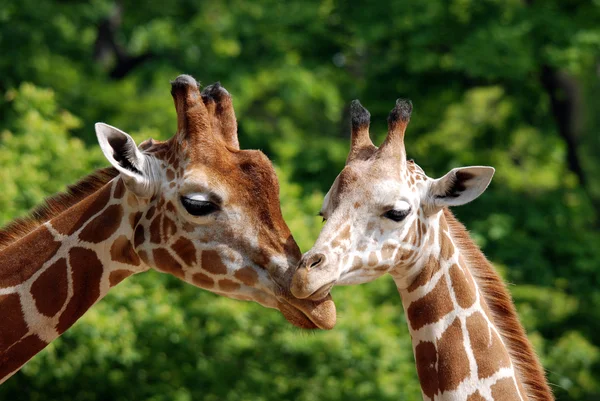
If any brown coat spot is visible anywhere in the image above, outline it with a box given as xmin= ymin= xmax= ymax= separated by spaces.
xmin=439 ymin=214 xmax=449 ymax=234
xmin=466 ymin=391 xmax=486 ymax=401
xmin=129 ymin=211 xmax=143 ymax=230
xmin=183 ymin=222 xmax=195 ymax=233
xmin=219 ymin=279 xmax=240 ymax=292
xmin=52 ymin=185 xmax=111 ymax=235
xmin=368 ymin=252 xmax=378 ymax=266
xmin=381 ymin=243 xmax=396 ymax=260
xmin=166 ymin=169 xmax=175 ymax=181
xmin=440 ymin=231 xmax=454 ymax=260
xmin=134 ymin=225 xmax=145 ymax=248
xmin=113 ymin=178 xmax=125 ymax=199
xmin=449 ymin=263 xmax=476 ymax=309
xmin=30 ymin=258 xmax=68 ymax=317
xmin=201 ymin=250 xmax=227 ymax=275
xmin=0 ymin=226 xmax=61 ymax=288
xmin=152 ymin=248 xmax=184 ymax=278
xmin=149 ymin=215 xmax=162 ymax=244
xmin=110 ymin=235 xmax=140 ymax=266
xmin=127 ymin=193 xmax=138 ymax=208
xmin=407 ymin=275 xmax=453 ymax=331
xmin=192 ymin=272 xmax=214 ymax=288
xmin=341 ymin=255 xmax=349 ymax=269
xmin=516 ymin=375 xmax=527 ymax=400
xmin=109 ymin=269 xmax=134 ymax=287
xmin=138 ymin=250 xmax=150 ymax=265
xmin=253 ymin=248 xmax=272 ymax=268
xmin=0 ymin=294 xmax=29 ymax=350
xmin=234 ymin=266 xmax=258 ymax=286
xmin=375 ymin=263 xmax=391 ymax=272
xmin=0 ymin=334 xmax=47 ymax=380
xmin=171 ymin=237 xmax=197 ymax=266
xmin=490 ymin=377 xmax=521 ymax=401
xmin=146 ymin=206 xmax=156 ymax=220
xmin=166 ymin=201 xmax=176 ymax=213
xmin=57 ymin=247 xmax=104 ymax=333
xmin=79 ymin=204 xmax=123 ymax=243
xmin=466 ymin=312 xmax=511 ymax=379
xmin=331 ymin=224 xmax=351 ymax=248
xmin=414 ymin=341 xmax=438 ymax=399
xmin=162 ymin=216 xmax=177 ymax=238
xmin=403 ymin=220 xmax=417 ymax=245
xmin=407 ymin=255 xmax=441 ymax=292
xmin=395 ymin=249 xmax=415 ymax=265
xmin=438 ymin=318 xmax=471 ymax=392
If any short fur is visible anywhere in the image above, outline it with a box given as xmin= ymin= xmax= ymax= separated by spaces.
xmin=444 ymin=208 xmax=553 ymax=401
xmin=0 ymin=168 xmax=119 ymax=250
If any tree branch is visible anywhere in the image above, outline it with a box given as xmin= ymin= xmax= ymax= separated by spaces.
xmin=540 ymin=65 xmax=586 ymax=186
xmin=93 ymin=4 xmax=153 ymax=79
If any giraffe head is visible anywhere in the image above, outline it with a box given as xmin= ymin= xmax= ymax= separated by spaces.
xmin=291 ymin=99 xmax=494 ymax=300
xmin=95 ymin=75 xmax=335 ymax=329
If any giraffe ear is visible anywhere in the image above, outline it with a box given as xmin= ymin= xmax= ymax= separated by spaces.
xmin=428 ymin=166 xmax=494 ymax=207
xmin=95 ymin=123 xmax=155 ymax=198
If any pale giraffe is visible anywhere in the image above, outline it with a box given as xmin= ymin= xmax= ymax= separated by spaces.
xmin=0 ymin=75 xmax=335 ymax=384
xmin=291 ymin=99 xmax=552 ymax=401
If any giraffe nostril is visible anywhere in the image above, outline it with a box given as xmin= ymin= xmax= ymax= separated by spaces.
xmin=306 ymin=253 xmax=326 ymax=269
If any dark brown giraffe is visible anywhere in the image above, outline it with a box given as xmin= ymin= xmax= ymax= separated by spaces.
xmin=0 ymin=75 xmax=336 ymax=384
xmin=292 ymin=99 xmax=553 ymax=400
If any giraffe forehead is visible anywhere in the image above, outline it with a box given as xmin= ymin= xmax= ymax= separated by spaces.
xmin=372 ymin=179 xmax=414 ymax=202
xmin=180 ymin=169 xmax=229 ymax=202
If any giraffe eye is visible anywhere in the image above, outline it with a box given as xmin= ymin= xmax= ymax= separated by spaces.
xmin=383 ymin=209 xmax=409 ymax=222
xmin=181 ymin=197 xmax=220 ymax=216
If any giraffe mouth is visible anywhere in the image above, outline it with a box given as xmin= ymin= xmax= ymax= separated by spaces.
xmin=277 ymin=294 xmax=336 ymax=330
xmin=305 ymin=282 xmax=336 ymax=301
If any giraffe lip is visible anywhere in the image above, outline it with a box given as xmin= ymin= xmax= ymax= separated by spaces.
xmin=278 ymin=294 xmax=337 ymax=330
xmin=302 ymin=281 xmax=336 ymax=302
xmin=278 ymin=300 xmax=319 ymax=329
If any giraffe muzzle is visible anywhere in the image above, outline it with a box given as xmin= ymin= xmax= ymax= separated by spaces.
xmin=291 ymin=252 xmax=339 ymax=301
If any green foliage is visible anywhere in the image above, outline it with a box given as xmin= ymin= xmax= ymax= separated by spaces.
xmin=1 ymin=1 xmax=600 ymax=400
xmin=0 ymin=83 xmax=104 ymax=224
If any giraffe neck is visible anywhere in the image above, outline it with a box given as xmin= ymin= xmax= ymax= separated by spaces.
xmin=0 ymin=178 xmax=147 ymax=383
xmin=393 ymin=210 xmax=529 ymax=401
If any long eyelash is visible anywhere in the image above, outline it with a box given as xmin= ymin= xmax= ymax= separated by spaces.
xmin=317 ymin=212 xmax=326 ymax=223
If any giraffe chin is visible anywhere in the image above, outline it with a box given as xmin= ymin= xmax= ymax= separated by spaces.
xmin=277 ymin=295 xmax=337 ymax=330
